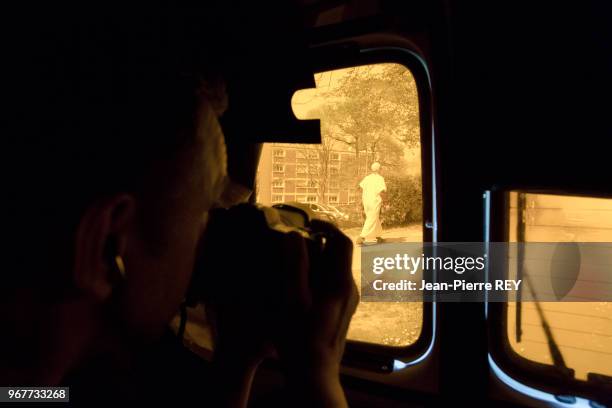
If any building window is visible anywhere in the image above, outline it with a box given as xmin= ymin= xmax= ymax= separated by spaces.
xmin=308 ymin=150 xmax=318 ymax=159
xmin=330 ymin=167 xmax=339 ymax=175
xmin=272 ymin=195 xmax=283 ymax=203
xmin=308 ymin=180 xmax=317 ymax=188
xmin=272 ymin=179 xmax=284 ymax=188
xmin=273 ymin=164 xmax=284 ymax=172
xmin=297 ymin=164 xmax=308 ymax=175
xmin=306 ymin=196 xmax=317 ymax=203
xmin=273 ymin=149 xmax=285 ymax=158
xmin=331 ymin=152 xmax=340 ymax=160
xmin=328 ymin=195 xmax=338 ymax=203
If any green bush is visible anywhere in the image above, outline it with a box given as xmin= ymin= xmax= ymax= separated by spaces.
xmin=381 ymin=175 xmax=422 ymax=227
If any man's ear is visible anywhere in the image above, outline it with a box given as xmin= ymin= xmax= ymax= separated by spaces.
xmin=72 ymin=194 xmax=136 ymax=302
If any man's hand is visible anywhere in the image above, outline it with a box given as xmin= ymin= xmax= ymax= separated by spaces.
xmin=275 ymin=220 xmax=359 ymax=407
xmin=205 ymin=215 xmax=358 ymax=407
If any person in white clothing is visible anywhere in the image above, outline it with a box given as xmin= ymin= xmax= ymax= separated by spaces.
xmin=356 ymin=162 xmax=387 ymax=244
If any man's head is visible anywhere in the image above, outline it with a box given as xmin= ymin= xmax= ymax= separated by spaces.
xmin=2 ymin=8 xmax=230 ymax=382
xmin=371 ymin=162 xmax=381 ymax=173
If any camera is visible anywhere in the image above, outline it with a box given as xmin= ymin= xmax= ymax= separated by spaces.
xmin=185 ymin=203 xmax=328 ymax=308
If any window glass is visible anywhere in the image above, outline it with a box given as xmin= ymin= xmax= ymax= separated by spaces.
xmin=506 ymin=192 xmax=612 ymax=380
xmin=257 ymin=63 xmax=423 ymax=346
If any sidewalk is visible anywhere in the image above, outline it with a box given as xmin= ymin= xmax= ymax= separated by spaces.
xmin=343 ymin=224 xmax=424 ymax=347
xmin=343 ymin=224 xmax=423 ymax=243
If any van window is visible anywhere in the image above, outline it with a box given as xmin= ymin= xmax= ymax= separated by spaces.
xmin=505 ymin=192 xmax=612 ymax=380
xmin=257 ymin=63 xmax=424 ymax=347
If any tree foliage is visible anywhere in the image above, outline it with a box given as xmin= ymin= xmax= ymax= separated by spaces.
xmin=307 ymin=63 xmax=420 ymax=178
xmin=382 ymin=175 xmax=423 ymax=226
xmin=294 ymin=63 xmax=422 ymax=223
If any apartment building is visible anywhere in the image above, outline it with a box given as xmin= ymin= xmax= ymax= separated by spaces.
xmin=257 ymin=143 xmax=364 ymax=206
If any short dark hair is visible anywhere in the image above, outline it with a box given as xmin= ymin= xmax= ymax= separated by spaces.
xmin=3 ymin=6 xmax=227 ymax=293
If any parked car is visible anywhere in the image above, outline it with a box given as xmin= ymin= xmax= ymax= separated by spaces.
xmin=281 ymin=202 xmax=338 ymax=225
xmin=334 ymin=203 xmax=364 ymax=228
xmin=321 ymin=204 xmax=349 ymax=222
xmin=307 ymin=203 xmax=339 ymax=223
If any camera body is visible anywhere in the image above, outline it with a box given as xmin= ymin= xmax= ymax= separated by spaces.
xmin=185 ymin=203 xmax=326 ymax=307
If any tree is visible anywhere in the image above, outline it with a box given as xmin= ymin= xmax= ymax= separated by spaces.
xmin=296 ymin=135 xmax=337 ymax=204
xmin=295 ymin=63 xmax=422 ymax=220
xmin=304 ymin=63 xmax=420 ymax=179
xmin=330 ymin=64 xmax=420 ymax=149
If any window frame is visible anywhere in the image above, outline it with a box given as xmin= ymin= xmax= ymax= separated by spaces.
xmin=487 ymin=188 xmax=612 ymax=403
xmin=306 ymin=48 xmax=435 ymax=369
xmin=296 ymin=164 xmax=308 ymax=175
